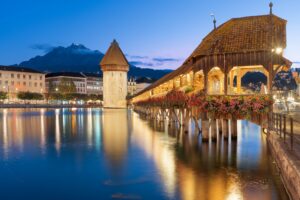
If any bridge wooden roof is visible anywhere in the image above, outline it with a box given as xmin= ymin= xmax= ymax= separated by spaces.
xmin=184 ymin=15 xmax=286 ymax=63
xmin=132 ymin=14 xmax=290 ymax=98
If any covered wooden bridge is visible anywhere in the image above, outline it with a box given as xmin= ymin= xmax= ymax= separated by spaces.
xmin=130 ymin=8 xmax=292 ymax=142
xmin=131 ymin=11 xmax=291 ymax=103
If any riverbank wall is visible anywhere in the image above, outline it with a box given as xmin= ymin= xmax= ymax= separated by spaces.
xmin=267 ymin=132 xmax=300 ymax=200
xmin=0 ymin=104 xmax=102 ymax=109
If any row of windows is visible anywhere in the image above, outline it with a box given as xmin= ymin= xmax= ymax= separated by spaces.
xmin=0 ymin=73 xmax=43 ymax=80
xmin=0 ymin=80 xmax=43 ymax=87
xmin=77 ymin=88 xmax=86 ymax=93
xmin=87 ymin=86 xmax=101 ymax=90
xmin=87 ymin=81 xmax=102 ymax=86
xmin=76 ymin=83 xmax=85 ymax=87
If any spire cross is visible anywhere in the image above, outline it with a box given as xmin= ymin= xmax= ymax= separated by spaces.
xmin=210 ymin=13 xmax=217 ymax=29
xmin=269 ymin=2 xmax=273 ymax=15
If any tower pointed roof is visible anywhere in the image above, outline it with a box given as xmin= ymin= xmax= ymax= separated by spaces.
xmin=100 ymin=40 xmax=129 ymax=69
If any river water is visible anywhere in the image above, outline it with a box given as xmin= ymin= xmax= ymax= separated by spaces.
xmin=0 ymin=108 xmax=289 ymax=200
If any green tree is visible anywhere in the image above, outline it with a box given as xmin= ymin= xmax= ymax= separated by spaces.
xmin=0 ymin=91 xmax=8 ymax=100
xmin=17 ymin=92 xmax=44 ymax=100
xmin=57 ymin=78 xmax=76 ymax=94
xmin=88 ymin=94 xmax=102 ymax=101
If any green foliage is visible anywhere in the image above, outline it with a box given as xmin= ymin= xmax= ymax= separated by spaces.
xmin=17 ymin=92 xmax=44 ymax=100
xmin=58 ymin=78 xmax=77 ymax=94
xmin=184 ymin=86 xmax=194 ymax=94
xmin=49 ymin=78 xmax=76 ymax=94
xmin=49 ymin=93 xmax=102 ymax=101
xmin=87 ymin=94 xmax=103 ymax=101
xmin=0 ymin=91 xmax=8 ymax=100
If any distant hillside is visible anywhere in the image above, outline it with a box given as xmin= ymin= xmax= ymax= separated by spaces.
xmin=18 ymin=44 xmax=172 ymax=79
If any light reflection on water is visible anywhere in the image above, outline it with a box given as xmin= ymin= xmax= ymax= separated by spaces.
xmin=0 ymin=108 xmax=289 ymax=200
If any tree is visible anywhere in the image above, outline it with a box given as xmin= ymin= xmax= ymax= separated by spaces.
xmin=57 ymin=78 xmax=76 ymax=94
xmin=0 ymin=91 xmax=7 ymax=100
xmin=87 ymin=94 xmax=102 ymax=101
xmin=17 ymin=92 xmax=44 ymax=100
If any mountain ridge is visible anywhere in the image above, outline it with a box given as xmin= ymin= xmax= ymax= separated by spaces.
xmin=17 ymin=44 xmax=173 ymax=79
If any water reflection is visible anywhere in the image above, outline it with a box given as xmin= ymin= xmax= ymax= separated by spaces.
xmin=132 ymin=113 xmax=177 ymax=198
xmin=0 ymin=108 xmax=288 ymax=200
xmin=102 ymin=109 xmax=128 ymax=167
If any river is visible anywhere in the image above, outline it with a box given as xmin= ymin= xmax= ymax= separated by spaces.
xmin=0 ymin=108 xmax=289 ymax=200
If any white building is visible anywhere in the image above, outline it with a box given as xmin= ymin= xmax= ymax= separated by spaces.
xmin=46 ymin=72 xmax=103 ymax=95
xmin=127 ymin=77 xmax=154 ymax=96
xmin=82 ymin=72 xmax=103 ymax=95
xmin=0 ymin=65 xmax=45 ymax=98
xmin=100 ymin=40 xmax=129 ymax=108
xmin=45 ymin=72 xmax=87 ymax=94
xmin=128 ymin=77 xmax=136 ymax=96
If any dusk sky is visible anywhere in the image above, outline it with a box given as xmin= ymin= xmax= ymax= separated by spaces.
xmin=1 ymin=0 xmax=299 ymax=69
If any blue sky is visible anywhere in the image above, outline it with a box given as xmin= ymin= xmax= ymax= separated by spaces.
xmin=0 ymin=0 xmax=299 ymax=69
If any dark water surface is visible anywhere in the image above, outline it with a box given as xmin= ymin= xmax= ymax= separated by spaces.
xmin=0 ymin=108 xmax=289 ymax=200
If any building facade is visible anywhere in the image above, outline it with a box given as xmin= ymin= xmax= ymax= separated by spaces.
xmin=0 ymin=66 xmax=45 ymax=98
xmin=100 ymin=40 xmax=129 ymax=108
xmin=46 ymin=72 xmax=103 ymax=95
xmin=127 ymin=77 xmax=136 ymax=96
xmin=127 ymin=77 xmax=154 ymax=96
xmin=45 ymin=72 xmax=87 ymax=94
xmin=82 ymin=73 xmax=103 ymax=95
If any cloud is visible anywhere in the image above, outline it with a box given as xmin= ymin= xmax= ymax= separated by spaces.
xmin=130 ymin=61 xmax=154 ymax=67
xmin=153 ymin=57 xmax=180 ymax=62
xmin=30 ymin=44 xmax=54 ymax=53
xmin=126 ymin=54 xmax=183 ymax=69
xmin=126 ymin=54 xmax=149 ymax=59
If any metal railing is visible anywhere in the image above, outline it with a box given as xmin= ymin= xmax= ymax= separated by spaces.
xmin=269 ymin=112 xmax=300 ymax=150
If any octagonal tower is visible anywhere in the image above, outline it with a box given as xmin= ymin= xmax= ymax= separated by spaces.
xmin=100 ymin=40 xmax=129 ymax=108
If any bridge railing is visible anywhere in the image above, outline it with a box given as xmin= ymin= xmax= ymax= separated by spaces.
xmin=269 ymin=112 xmax=300 ymax=151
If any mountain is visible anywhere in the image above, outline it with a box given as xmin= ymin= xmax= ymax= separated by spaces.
xmin=18 ymin=44 xmax=172 ymax=79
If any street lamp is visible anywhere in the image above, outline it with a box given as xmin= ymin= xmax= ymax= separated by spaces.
xmin=272 ymin=47 xmax=283 ymax=55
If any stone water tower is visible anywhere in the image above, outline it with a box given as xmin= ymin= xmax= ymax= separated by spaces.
xmin=100 ymin=40 xmax=129 ymax=108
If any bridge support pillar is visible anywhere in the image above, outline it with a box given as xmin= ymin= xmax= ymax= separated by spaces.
xmin=210 ymin=119 xmax=217 ymax=141
xmin=183 ymin=109 xmax=190 ymax=133
xmin=231 ymin=119 xmax=238 ymax=140
xmin=222 ymin=119 xmax=229 ymax=139
xmin=217 ymin=119 xmax=222 ymax=134
xmin=201 ymin=120 xmax=209 ymax=142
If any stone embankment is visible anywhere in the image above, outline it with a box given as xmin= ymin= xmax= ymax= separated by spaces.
xmin=0 ymin=104 xmax=101 ymax=109
xmin=268 ymin=132 xmax=300 ymax=200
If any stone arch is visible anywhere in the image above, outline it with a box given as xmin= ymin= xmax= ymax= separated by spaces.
xmin=228 ymin=65 xmax=269 ymax=94
xmin=193 ymin=70 xmax=204 ymax=92
xmin=207 ymin=67 xmax=224 ymax=95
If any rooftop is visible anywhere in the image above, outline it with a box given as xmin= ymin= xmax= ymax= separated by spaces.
xmin=46 ymin=72 xmax=85 ymax=78
xmin=0 ymin=65 xmax=43 ymax=74
xmin=185 ymin=14 xmax=286 ymax=62
xmin=100 ymin=40 xmax=129 ymax=67
xmin=81 ymin=72 xmax=103 ymax=78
